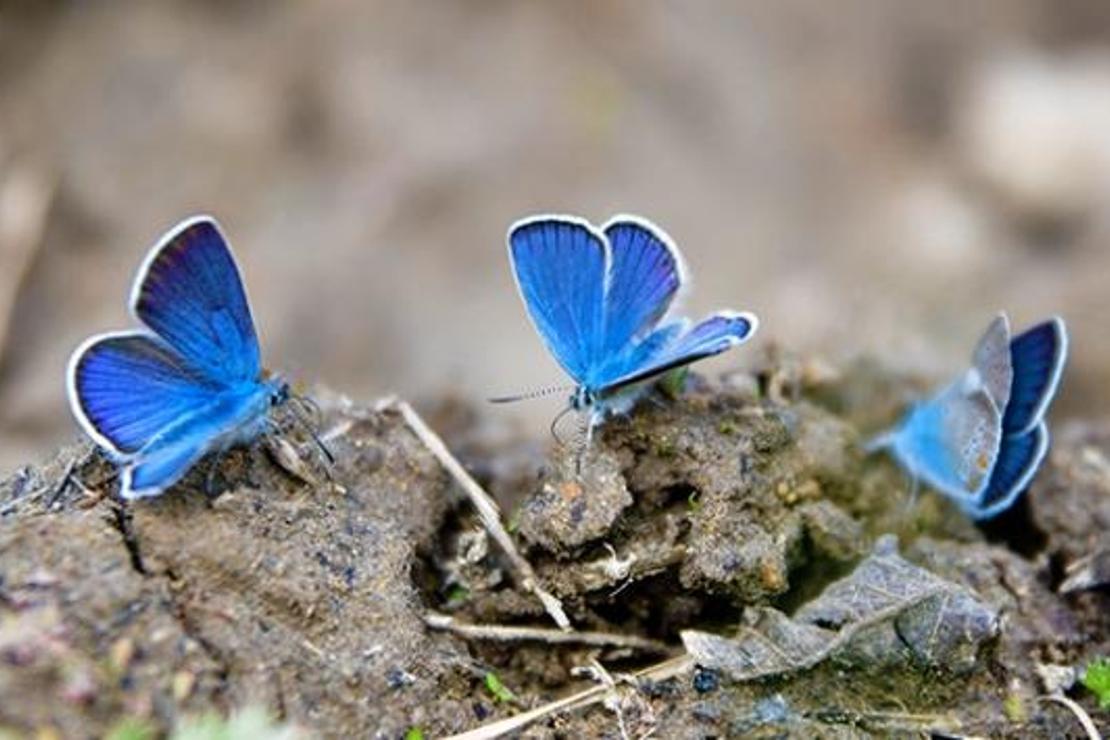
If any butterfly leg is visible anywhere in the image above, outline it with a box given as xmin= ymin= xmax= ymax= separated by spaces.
xmin=575 ymin=408 xmax=604 ymax=476
xmin=572 ymin=412 xmax=589 ymax=477
xmin=72 ymin=455 xmax=118 ymax=509
xmin=204 ymin=450 xmax=229 ymax=497
xmin=267 ymin=407 xmax=333 ymax=483
xmin=289 ymin=397 xmax=335 ymax=467
xmin=902 ymin=471 xmax=921 ymax=514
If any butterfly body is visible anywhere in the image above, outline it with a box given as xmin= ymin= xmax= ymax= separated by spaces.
xmin=68 ymin=216 xmax=288 ymax=499
xmin=873 ymin=314 xmax=1066 ymax=519
xmin=507 ymin=214 xmax=758 ymax=432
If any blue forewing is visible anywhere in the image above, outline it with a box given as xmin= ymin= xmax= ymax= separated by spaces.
xmin=67 ymin=216 xmax=282 ymax=499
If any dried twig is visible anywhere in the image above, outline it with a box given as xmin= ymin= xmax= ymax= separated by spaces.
xmin=443 ymin=654 xmax=693 ymax=740
xmin=394 ymin=399 xmax=570 ymax=630
xmin=0 ymin=457 xmax=78 ymax=516
xmin=1058 ymin=548 xmax=1110 ymax=594
xmin=1038 ymin=694 xmax=1103 ymax=740
xmin=43 ymin=458 xmax=78 ymax=510
xmin=806 ymin=708 xmax=958 ymax=734
xmin=423 ymin=612 xmax=670 ymax=654
xmin=574 ymin=659 xmax=630 ymax=740
xmin=0 ymin=162 xmax=55 ymax=365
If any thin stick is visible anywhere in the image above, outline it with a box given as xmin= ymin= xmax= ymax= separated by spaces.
xmin=44 ymin=458 xmax=78 ymax=510
xmin=423 ymin=613 xmax=670 ymax=653
xmin=395 ymin=400 xmax=571 ymax=630
xmin=0 ymin=163 xmax=54 ymax=365
xmin=443 ymin=654 xmax=693 ymax=740
xmin=1038 ymin=695 xmax=1102 ymax=740
xmin=0 ymin=456 xmax=79 ymax=516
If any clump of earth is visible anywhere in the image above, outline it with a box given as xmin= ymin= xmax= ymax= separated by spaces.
xmin=0 ymin=354 xmax=1106 ymax=737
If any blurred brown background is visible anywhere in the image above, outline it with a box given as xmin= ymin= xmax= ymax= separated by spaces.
xmin=1 ymin=0 xmax=1109 ymax=474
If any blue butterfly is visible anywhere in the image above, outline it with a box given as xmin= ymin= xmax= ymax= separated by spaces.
xmin=868 ymin=314 xmax=1067 ymax=519
xmin=503 ymin=214 xmax=759 ymax=439
xmin=67 ymin=216 xmax=292 ymax=500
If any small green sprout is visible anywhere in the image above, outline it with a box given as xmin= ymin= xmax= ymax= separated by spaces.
xmin=686 ymin=490 xmax=701 ymax=512
xmin=1002 ymin=693 xmax=1027 ymax=723
xmin=484 ymin=671 xmax=517 ymax=704
xmin=445 ymin=584 xmax=470 ymax=608
xmin=1081 ymin=657 xmax=1110 ymax=709
xmin=506 ymin=505 xmax=522 ymax=534
xmin=658 ymin=367 xmax=688 ymax=400
xmin=105 ymin=718 xmax=156 ymax=740
xmin=404 ymin=728 xmax=425 ymax=740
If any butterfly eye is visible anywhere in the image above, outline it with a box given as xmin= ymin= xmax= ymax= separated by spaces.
xmin=271 ymin=383 xmax=290 ymax=407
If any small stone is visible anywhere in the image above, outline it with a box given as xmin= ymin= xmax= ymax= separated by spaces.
xmin=692 ymin=667 xmax=719 ymax=694
xmin=109 ymin=638 xmax=134 ymax=673
xmin=172 ymin=670 xmax=196 ymax=702
xmin=1036 ymin=663 xmax=1077 ymax=694
xmin=386 ymin=667 xmax=416 ymax=690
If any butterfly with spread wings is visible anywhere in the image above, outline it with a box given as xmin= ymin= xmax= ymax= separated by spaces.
xmin=500 ymin=214 xmax=759 ymax=450
xmin=67 ymin=216 xmax=317 ymax=499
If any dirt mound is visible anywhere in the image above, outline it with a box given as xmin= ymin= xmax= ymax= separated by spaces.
xmin=1 ymin=369 xmax=1107 ymax=737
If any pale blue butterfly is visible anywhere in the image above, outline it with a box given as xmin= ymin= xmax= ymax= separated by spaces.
xmin=498 ymin=214 xmax=759 ymax=445
xmin=67 ymin=216 xmax=315 ymax=500
xmin=868 ymin=314 xmax=1067 ymax=519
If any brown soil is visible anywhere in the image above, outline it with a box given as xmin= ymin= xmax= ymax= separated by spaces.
xmin=1 ymin=361 xmax=1107 ymax=738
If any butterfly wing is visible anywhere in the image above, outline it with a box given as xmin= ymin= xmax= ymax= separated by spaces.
xmin=131 ymin=216 xmax=261 ymax=384
xmin=122 ymin=437 xmax=211 ymax=500
xmin=970 ymin=313 xmax=1012 ymax=413
xmin=68 ymin=332 xmax=273 ymax=499
xmin=67 ymin=331 xmax=222 ymax=459
xmin=889 ymin=379 xmax=1002 ymax=503
xmin=120 ymin=387 xmax=272 ymax=499
xmin=599 ymin=311 xmax=758 ymax=393
xmin=599 ymin=216 xmax=684 ymax=366
xmin=1002 ymin=318 xmax=1067 ymax=435
xmin=508 ymin=216 xmax=607 ymax=383
xmin=967 ymin=422 xmax=1048 ymax=520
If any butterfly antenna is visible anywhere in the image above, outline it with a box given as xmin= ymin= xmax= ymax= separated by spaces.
xmin=294 ymin=394 xmax=323 ymax=424
xmin=490 ymin=384 xmax=575 ymax=404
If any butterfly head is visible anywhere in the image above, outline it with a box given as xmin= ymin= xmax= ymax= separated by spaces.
xmin=261 ymin=370 xmax=291 ymax=409
xmin=569 ymin=386 xmax=595 ymax=412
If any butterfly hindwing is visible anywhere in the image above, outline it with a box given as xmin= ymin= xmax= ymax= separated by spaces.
xmin=969 ymin=421 xmax=1049 ymax=520
xmin=118 ymin=385 xmax=274 ymax=499
xmin=602 ymin=311 xmax=757 ymax=393
xmin=131 ymin=217 xmax=261 ymax=384
xmin=508 ymin=216 xmax=607 ymax=383
xmin=123 ymin=437 xmax=210 ymax=499
xmin=68 ymin=332 xmax=222 ymax=458
xmin=1002 ymin=318 xmax=1067 ymax=435
xmin=891 ymin=381 xmax=1001 ymax=503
